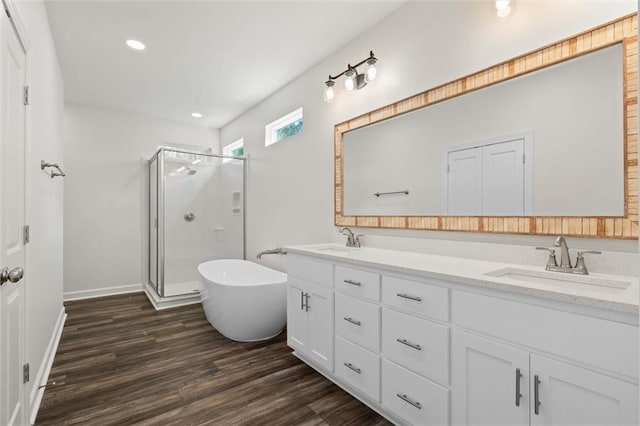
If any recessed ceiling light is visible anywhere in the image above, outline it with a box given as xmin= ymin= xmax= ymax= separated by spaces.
xmin=126 ymin=39 xmax=145 ymax=50
xmin=191 ymin=112 xmax=203 ymax=118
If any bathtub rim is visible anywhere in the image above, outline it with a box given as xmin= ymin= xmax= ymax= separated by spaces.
xmin=197 ymin=259 xmax=287 ymax=287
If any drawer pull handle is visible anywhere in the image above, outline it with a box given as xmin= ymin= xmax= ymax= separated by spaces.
xmin=344 ymin=279 xmax=362 ymax=286
xmin=534 ymin=374 xmax=541 ymax=415
xmin=396 ymin=338 xmax=422 ymax=351
xmin=397 ymin=293 xmax=422 ymax=302
xmin=343 ymin=362 xmax=361 ymax=374
xmin=343 ymin=317 xmax=361 ymax=326
xmin=396 ymin=393 xmax=422 ymax=410
xmin=515 ymin=368 xmax=522 ymax=407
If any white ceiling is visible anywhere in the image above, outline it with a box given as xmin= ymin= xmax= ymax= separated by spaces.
xmin=44 ymin=1 xmax=405 ymax=128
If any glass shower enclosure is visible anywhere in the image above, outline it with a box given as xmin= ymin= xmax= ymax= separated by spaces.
xmin=148 ymin=147 xmax=245 ymax=298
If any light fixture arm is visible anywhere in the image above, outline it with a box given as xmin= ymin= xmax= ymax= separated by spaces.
xmin=327 ymin=51 xmax=376 ymax=81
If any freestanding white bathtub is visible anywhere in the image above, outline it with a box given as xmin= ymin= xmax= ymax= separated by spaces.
xmin=197 ymin=259 xmax=287 ymax=342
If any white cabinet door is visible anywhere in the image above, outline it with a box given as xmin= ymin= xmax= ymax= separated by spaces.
xmin=307 ymin=285 xmax=334 ymax=371
xmin=531 ymin=355 xmax=638 ymax=426
xmin=286 ymin=281 xmax=308 ymax=353
xmin=482 ymin=139 xmax=524 ymax=215
xmin=446 ymin=147 xmax=482 ymax=215
xmin=452 ymin=331 xmax=529 ymax=426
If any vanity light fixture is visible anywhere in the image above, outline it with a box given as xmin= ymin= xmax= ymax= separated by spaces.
xmin=324 ymin=51 xmax=378 ymax=103
xmin=495 ymin=0 xmax=513 ymax=18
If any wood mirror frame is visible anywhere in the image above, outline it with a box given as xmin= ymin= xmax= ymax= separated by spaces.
xmin=334 ymin=14 xmax=638 ymax=239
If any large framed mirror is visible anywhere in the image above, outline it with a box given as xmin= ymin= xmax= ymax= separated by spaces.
xmin=334 ymin=14 xmax=638 ymax=239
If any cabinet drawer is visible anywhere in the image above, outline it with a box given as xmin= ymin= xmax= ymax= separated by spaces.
xmin=382 ymin=359 xmax=449 ymax=426
xmin=453 ymin=291 xmax=639 ymax=379
xmin=287 ymin=254 xmax=333 ymax=288
xmin=335 ymin=335 xmax=381 ymax=402
xmin=382 ymin=308 xmax=449 ymax=385
xmin=335 ymin=293 xmax=381 ymax=353
xmin=335 ymin=265 xmax=380 ymax=302
xmin=382 ymin=275 xmax=449 ymax=322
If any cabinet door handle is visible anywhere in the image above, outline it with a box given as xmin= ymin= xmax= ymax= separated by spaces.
xmin=396 ymin=393 xmax=422 ymax=410
xmin=396 ymin=338 xmax=422 ymax=351
xmin=343 ymin=317 xmax=361 ymax=326
xmin=305 ymin=293 xmax=310 ymax=312
xmin=344 ymin=279 xmax=361 ymax=286
xmin=343 ymin=362 xmax=361 ymax=374
xmin=515 ymin=368 xmax=522 ymax=407
xmin=534 ymin=374 xmax=541 ymax=415
xmin=397 ymin=293 xmax=422 ymax=302
xmin=300 ymin=291 xmax=305 ymax=310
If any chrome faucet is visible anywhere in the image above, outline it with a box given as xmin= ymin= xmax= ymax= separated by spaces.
xmin=536 ymin=236 xmax=600 ymax=275
xmin=553 ymin=236 xmax=572 ymax=269
xmin=256 ymin=247 xmax=287 ymax=259
xmin=339 ymin=227 xmax=362 ymax=248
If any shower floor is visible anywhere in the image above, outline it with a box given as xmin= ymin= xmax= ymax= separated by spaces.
xmin=164 ymin=280 xmax=200 ymax=297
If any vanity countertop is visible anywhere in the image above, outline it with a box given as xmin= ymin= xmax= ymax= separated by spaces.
xmin=285 ymin=244 xmax=639 ymax=314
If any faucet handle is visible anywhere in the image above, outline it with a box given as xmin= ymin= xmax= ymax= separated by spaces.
xmin=535 ymin=247 xmax=558 ymax=270
xmin=574 ymin=250 xmax=601 ymax=275
xmin=354 ymin=234 xmax=364 ymax=248
xmin=577 ymin=250 xmax=602 ymax=256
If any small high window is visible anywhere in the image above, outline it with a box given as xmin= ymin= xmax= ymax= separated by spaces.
xmin=265 ymin=107 xmax=303 ymax=147
xmin=223 ymin=138 xmax=244 ymax=163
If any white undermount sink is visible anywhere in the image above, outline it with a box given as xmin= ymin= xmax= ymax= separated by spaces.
xmin=485 ymin=267 xmax=632 ymax=294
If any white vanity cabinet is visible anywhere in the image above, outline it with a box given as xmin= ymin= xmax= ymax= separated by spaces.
xmin=452 ymin=331 xmax=531 ymax=425
xmin=451 ymin=291 xmax=639 ymax=426
xmin=286 ymin=254 xmax=334 ymax=372
xmin=285 ymin=247 xmax=639 ymax=426
xmin=333 ymin=265 xmax=382 ymax=401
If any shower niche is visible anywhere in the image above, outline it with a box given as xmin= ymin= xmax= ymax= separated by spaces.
xmin=148 ymin=147 xmax=245 ymax=303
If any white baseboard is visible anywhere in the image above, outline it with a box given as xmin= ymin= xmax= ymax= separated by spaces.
xmin=63 ymin=283 xmax=143 ymax=301
xmin=29 ymin=307 xmax=67 ymax=425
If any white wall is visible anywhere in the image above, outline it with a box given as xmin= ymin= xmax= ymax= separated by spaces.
xmin=63 ymin=104 xmax=218 ymax=298
xmin=15 ymin=0 xmax=65 ymax=420
xmin=220 ymin=1 xmax=638 ymax=274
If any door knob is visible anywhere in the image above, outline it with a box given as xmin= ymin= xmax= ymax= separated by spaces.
xmin=1 ymin=266 xmax=24 ymax=285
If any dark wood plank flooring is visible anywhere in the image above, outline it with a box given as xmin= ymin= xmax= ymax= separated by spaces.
xmin=36 ymin=293 xmax=390 ymax=426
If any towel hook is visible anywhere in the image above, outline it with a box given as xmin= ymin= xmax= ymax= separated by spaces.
xmin=41 ymin=160 xmax=66 ymax=179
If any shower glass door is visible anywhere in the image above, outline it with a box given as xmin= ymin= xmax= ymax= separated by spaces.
xmin=158 ymin=148 xmax=244 ymax=297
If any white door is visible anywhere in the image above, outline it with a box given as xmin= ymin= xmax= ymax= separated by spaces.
xmin=446 ymin=147 xmax=482 ymax=215
xmin=530 ymin=354 xmax=638 ymax=425
xmin=0 ymin=7 xmax=28 ymax=426
xmin=451 ymin=331 xmax=529 ymax=426
xmin=482 ymin=139 xmax=524 ymax=215
xmin=307 ymin=285 xmax=333 ymax=372
xmin=286 ymin=281 xmax=308 ymax=353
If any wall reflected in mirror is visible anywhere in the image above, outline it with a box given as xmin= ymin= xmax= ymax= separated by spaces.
xmin=342 ymin=44 xmax=623 ymax=217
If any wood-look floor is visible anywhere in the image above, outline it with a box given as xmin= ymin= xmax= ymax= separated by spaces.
xmin=36 ymin=293 xmax=390 ymax=426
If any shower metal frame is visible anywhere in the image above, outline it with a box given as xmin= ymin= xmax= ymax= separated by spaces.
xmin=148 ymin=147 xmax=247 ymax=297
